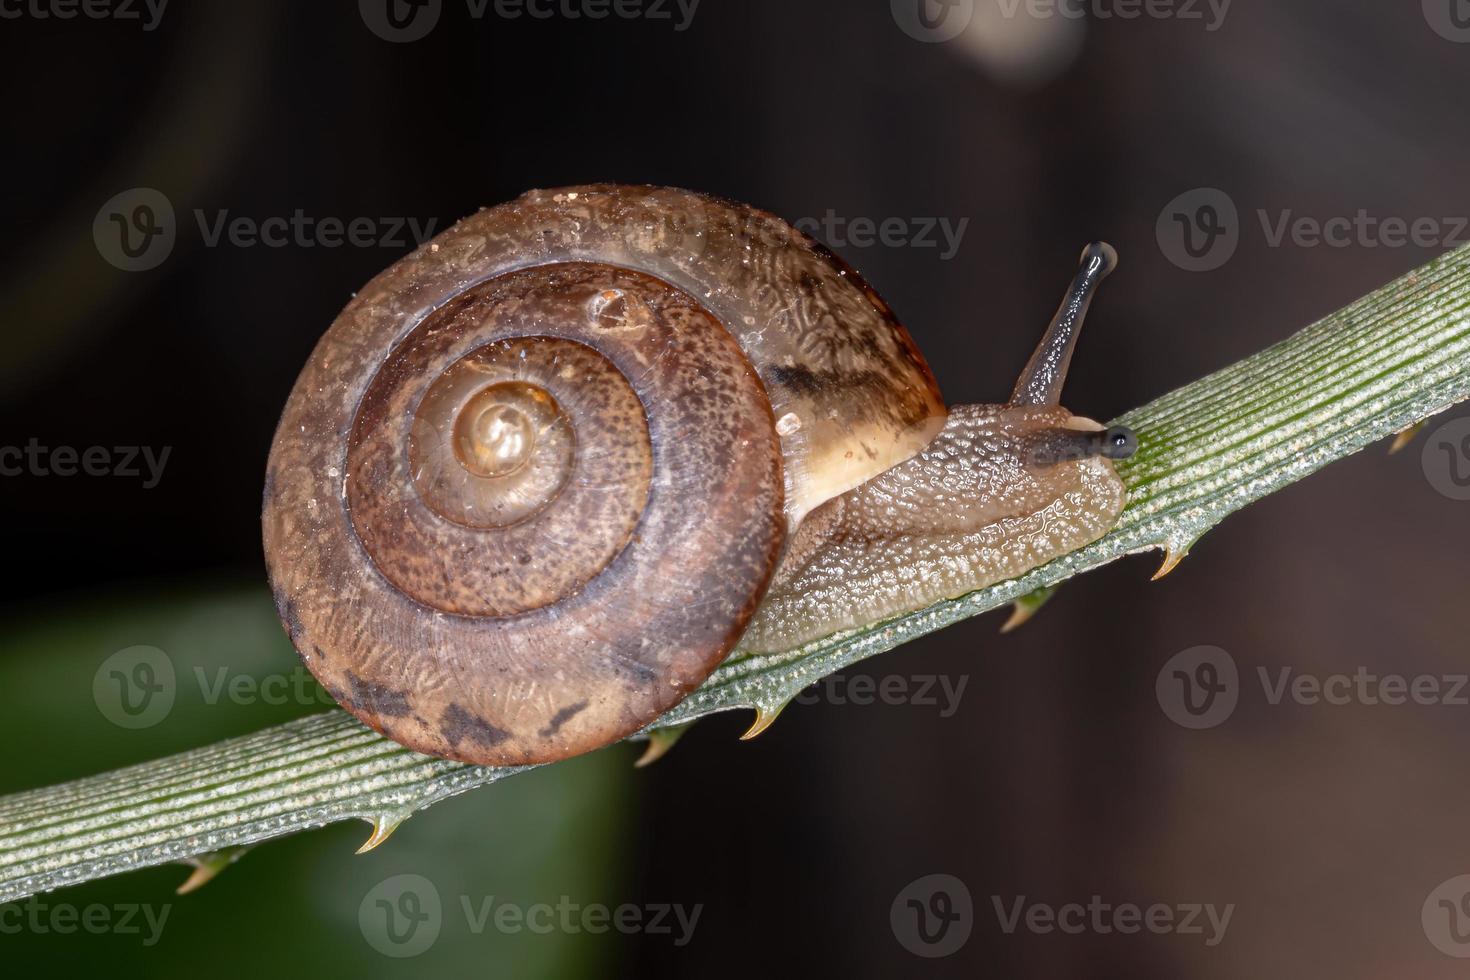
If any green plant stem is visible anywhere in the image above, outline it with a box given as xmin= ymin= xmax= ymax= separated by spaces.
xmin=4 ymin=245 xmax=1470 ymax=903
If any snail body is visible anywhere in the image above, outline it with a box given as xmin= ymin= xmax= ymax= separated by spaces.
xmin=263 ymin=185 xmax=1134 ymax=766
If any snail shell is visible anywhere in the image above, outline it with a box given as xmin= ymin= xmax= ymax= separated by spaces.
xmin=262 ymin=185 xmax=946 ymax=766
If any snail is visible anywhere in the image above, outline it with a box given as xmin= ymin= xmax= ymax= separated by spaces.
xmin=262 ymin=185 xmax=1136 ymax=767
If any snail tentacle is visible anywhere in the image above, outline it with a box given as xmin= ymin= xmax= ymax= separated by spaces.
xmin=1010 ymin=242 xmax=1118 ymax=408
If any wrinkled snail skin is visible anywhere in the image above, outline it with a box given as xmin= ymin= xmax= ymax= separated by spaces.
xmin=743 ymin=242 xmax=1131 ymax=653
xmin=262 ymin=185 xmax=1134 ymax=766
xmin=743 ymin=407 xmax=1126 ymax=653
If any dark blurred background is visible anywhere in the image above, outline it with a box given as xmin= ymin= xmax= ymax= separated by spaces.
xmin=3 ymin=1 xmax=1470 ymax=976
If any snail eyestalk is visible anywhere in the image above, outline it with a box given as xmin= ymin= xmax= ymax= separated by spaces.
xmin=1023 ymin=425 xmax=1137 ymax=468
xmin=1010 ymin=242 xmax=1118 ymax=407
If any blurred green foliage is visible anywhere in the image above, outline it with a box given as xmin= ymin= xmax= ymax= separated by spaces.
xmin=0 ymin=580 xmax=634 ymax=977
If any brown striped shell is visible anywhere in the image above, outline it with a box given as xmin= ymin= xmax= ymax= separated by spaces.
xmin=262 ymin=185 xmax=947 ymax=765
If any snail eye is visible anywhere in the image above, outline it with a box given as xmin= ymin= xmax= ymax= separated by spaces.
xmin=1101 ymin=426 xmax=1138 ymax=460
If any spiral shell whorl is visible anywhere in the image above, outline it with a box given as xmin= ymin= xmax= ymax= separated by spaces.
xmin=263 ymin=185 xmax=946 ymax=765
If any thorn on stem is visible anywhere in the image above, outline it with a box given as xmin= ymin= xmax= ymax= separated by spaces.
xmin=740 ymin=701 xmax=789 ymax=741
xmin=635 ymin=723 xmax=693 ymax=768
xmin=1152 ymin=538 xmax=1197 ymax=580
xmin=1389 ymin=421 xmax=1424 ymax=454
xmin=175 ymin=846 xmax=253 ymax=895
xmin=1001 ymin=584 xmax=1060 ymax=633
xmin=356 ymin=812 xmax=409 ymax=854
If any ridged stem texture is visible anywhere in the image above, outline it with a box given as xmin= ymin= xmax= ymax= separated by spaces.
xmin=4 ymin=244 xmax=1469 ymax=902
